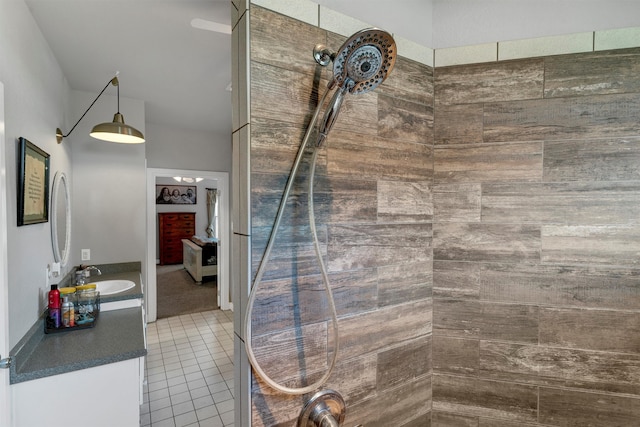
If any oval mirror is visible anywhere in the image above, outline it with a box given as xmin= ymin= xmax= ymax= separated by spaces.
xmin=51 ymin=172 xmax=71 ymax=267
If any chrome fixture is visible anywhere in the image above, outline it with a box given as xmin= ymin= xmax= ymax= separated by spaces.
xmin=74 ymin=270 xmax=86 ymax=286
xmin=244 ymin=28 xmax=396 ymax=396
xmin=314 ymin=28 xmax=396 ymax=147
xmin=312 ymin=44 xmax=335 ymax=67
xmin=298 ymin=389 xmax=346 ymax=427
xmin=76 ymin=265 xmax=102 ymax=285
xmin=56 ymin=74 xmax=144 ymax=144
xmin=0 ymin=354 xmax=12 ymax=370
xmin=81 ymin=265 xmax=102 ymax=276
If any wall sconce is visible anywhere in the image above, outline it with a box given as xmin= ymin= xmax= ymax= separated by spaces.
xmin=56 ymin=75 xmax=145 ymax=144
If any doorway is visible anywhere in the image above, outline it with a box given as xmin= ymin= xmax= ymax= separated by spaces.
xmin=145 ymin=168 xmax=230 ymax=323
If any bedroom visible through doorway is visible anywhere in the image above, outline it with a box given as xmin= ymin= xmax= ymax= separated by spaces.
xmin=156 ymin=264 xmax=217 ymax=318
xmin=145 ymin=168 xmax=230 ymax=324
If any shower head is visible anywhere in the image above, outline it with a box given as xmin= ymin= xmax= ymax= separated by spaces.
xmin=315 ymin=28 xmax=396 ymax=146
xmin=332 ymin=28 xmax=396 ymax=94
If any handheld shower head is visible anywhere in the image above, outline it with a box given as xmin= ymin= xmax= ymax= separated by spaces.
xmin=333 ymin=28 xmax=396 ymax=94
xmin=246 ymin=27 xmax=397 ymax=396
xmin=316 ymin=28 xmax=396 ymax=146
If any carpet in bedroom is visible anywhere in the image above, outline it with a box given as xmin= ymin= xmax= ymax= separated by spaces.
xmin=156 ymin=264 xmax=218 ymax=319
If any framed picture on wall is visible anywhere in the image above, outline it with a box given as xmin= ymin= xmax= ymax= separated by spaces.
xmin=17 ymin=137 xmax=50 ymax=226
xmin=156 ymin=184 xmax=197 ymax=205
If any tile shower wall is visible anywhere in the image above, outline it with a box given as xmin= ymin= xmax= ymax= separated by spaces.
xmin=432 ymin=49 xmax=640 ymax=425
xmin=242 ymin=4 xmax=640 ymax=427
xmin=248 ymin=5 xmax=434 ymax=426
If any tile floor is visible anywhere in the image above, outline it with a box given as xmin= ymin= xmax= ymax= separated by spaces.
xmin=140 ymin=309 xmax=235 ymax=427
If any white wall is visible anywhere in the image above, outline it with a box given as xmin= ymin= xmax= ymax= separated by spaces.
xmin=70 ymin=89 xmax=146 ymax=267
xmin=145 ymin=121 xmax=231 ymax=173
xmin=1 ymin=0 xmax=228 ymax=349
xmin=0 ymin=0 xmax=71 ymax=347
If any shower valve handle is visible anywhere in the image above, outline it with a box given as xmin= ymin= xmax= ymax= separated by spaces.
xmin=298 ymin=389 xmax=346 ymax=427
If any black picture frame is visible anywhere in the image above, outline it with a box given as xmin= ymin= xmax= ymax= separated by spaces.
xmin=155 ymin=184 xmax=197 ymax=205
xmin=17 ymin=137 xmax=50 ymax=226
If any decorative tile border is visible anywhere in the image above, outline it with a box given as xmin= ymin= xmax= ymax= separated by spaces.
xmin=251 ymin=0 xmax=318 ymax=26
xmin=595 ymin=26 xmax=640 ymax=51
xmin=396 ymin=36 xmax=434 ymax=67
xmin=435 ymin=43 xmax=497 ymax=67
xmin=250 ymin=0 xmax=434 ymax=66
xmin=498 ymin=32 xmax=593 ymax=61
xmin=318 ymin=5 xmax=368 ymax=37
xmin=250 ymin=0 xmax=640 ymax=68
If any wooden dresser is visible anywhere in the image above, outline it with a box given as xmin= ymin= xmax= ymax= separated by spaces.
xmin=158 ymin=212 xmax=195 ymax=265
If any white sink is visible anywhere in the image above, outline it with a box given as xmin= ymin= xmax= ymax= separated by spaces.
xmin=93 ymin=279 xmax=136 ymax=296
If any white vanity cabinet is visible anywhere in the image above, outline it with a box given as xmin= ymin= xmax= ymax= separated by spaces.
xmin=12 ymin=357 xmax=143 ymax=427
xmin=10 ymin=307 xmax=146 ymax=426
xmin=101 ymin=295 xmax=142 ymax=311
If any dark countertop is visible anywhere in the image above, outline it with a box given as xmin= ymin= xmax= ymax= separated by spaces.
xmin=10 ymin=262 xmax=146 ymax=385
xmin=10 ymin=307 xmax=146 ymax=384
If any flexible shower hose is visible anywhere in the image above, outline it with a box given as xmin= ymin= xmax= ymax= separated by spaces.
xmin=244 ymin=86 xmax=340 ymax=395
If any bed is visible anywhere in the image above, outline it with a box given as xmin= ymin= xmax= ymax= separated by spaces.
xmin=182 ymin=236 xmax=218 ymax=284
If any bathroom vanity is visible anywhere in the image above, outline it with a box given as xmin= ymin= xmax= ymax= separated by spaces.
xmin=10 ymin=266 xmax=146 ymax=427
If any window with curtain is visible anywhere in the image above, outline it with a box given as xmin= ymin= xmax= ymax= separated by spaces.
xmin=206 ymin=188 xmax=218 ymax=239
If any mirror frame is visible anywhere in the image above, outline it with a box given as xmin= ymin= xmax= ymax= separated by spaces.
xmin=50 ymin=171 xmax=71 ymax=267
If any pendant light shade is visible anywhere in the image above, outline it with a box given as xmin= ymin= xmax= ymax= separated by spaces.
xmin=90 ymin=112 xmax=145 ymax=143
xmin=56 ymin=75 xmax=145 ymax=144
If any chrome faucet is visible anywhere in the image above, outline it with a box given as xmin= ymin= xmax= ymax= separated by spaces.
xmin=82 ymin=265 xmax=102 ymax=276
xmin=76 ymin=265 xmax=102 ymax=285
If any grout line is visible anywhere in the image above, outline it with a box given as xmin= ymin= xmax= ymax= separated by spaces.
xmin=143 ymin=309 xmax=234 ymax=426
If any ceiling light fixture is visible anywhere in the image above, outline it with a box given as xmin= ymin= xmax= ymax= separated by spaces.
xmin=56 ymin=74 xmax=145 ymax=144
xmin=173 ymin=177 xmax=203 ymax=183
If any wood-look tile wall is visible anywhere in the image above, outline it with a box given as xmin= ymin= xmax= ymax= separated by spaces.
xmin=247 ymin=5 xmax=640 ymax=426
xmin=248 ymin=6 xmax=434 ymax=426
xmin=432 ymin=48 xmax=640 ymax=426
